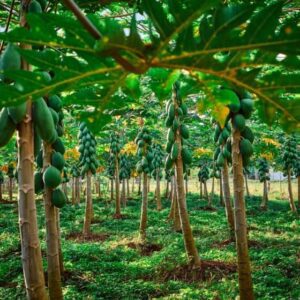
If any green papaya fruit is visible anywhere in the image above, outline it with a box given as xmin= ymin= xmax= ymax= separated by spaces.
xmin=51 ymin=152 xmax=65 ymax=171
xmin=33 ymin=98 xmax=57 ymax=144
xmin=233 ymin=114 xmax=246 ymax=132
xmin=214 ymin=125 xmax=221 ymax=143
xmin=0 ymin=43 xmax=21 ymax=81
xmin=48 ymin=95 xmax=62 ymax=112
xmin=180 ymin=124 xmax=189 ymax=139
xmin=37 ymin=0 xmax=47 ymax=11
xmin=168 ymin=103 xmax=175 ymax=120
xmin=173 ymin=118 xmax=180 ymax=131
xmin=49 ymin=107 xmax=59 ymax=126
xmin=165 ymin=154 xmax=173 ymax=170
xmin=52 ymin=138 xmax=65 ymax=155
xmin=214 ymin=147 xmax=220 ymax=161
xmin=43 ymin=166 xmax=61 ymax=188
xmin=240 ymin=98 xmax=254 ymax=118
xmin=171 ymin=142 xmax=179 ymax=161
xmin=240 ymin=138 xmax=253 ymax=157
xmin=181 ymin=147 xmax=192 ymax=164
xmin=51 ymin=188 xmax=66 ymax=208
xmin=34 ymin=172 xmax=44 ymax=194
xmin=165 ymin=117 xmax=173 ymax=127
xmin=241 ymin=126 xmax=254 ymax=143
xmin=56 ymin=125 xmax=64 ymax=137
xmin=28 ymin=0 xmax=42 ymax=13
xmin=180 ymin=103 xmax=188 ymax=116
xmin=216 ymin=153 xmax=225 ymax=167
xmin=167 ymin=128 xmax=175 ymax=143
xmin=166 ymin=141 xmax=172 ymax=153
xmin=36 ymin=149 xmax=43 ymax=168
xmin=0 ymin=108 xmax=16 ymax=147
xmin=228 ymin=100 xmax=240 ymax=113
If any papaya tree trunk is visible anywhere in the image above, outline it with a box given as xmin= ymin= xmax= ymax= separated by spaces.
xmin=222 ymin=160 xmax=235 ymax=238
xmin=210 ymin=176 xmax=215 ymax=203
xmin=9 ymin=177 xmax=13 ymax=201
xmin=173 ymin=186 xmax=182 ymax=232
xmin=75 ymin=177 xmax=80 ymax=204
xmin=204 ymin=181 xmax=208 ymax=201
xmin=232 ymin=127 xmax=254 ymax=300
xmin=168 ymin=192 xmax=175 ymax=220
xmin=115 ymin=156 xmax=121 ymax=217
xmin=17 ymin=100 xmax=47 ymax=300
xmin=132 ymin=178 xmax=135 ymax=193
xmin=147 ymin=177 xmax=150 ymax=193
xmin=260 ymin=180 xmax=268 ymax=210
xmin=169 ymin=176 xmax=174 ymax=200
xmin=156 ymin=171 xmax=162 ymax=211
xmin=287 ymin=167 xmax=297 ymax=212
xmin=200 ymin=182 xmax=203 ymax=199
xmin=121 ymin=179 xmax=126 ymax=207
xmin=138 ymin=175 xmax=141 ymax=195
xmin=110 ymin=178 xmax=114 ymax=202
xmin=72 ymin=177 xmax=75 ymax=205
xmin=43 ymin=142 xmax=63 ymax=300
xmin=139 ymin=172 xmax=148 ymax=241
xmin=56 ymin=208 xmax=64 ymax=275
xmin=185 ymin=177 xmax=188 ymax=195
xmin=126 ymin=178 xmax=130 ymax=198
xmin=219 ymin=172 xmax=224 ymax=206
xmin=244 ymin=173 xmax=250 ymax=197
xmin=83 ymin=170 xmax=92 ymax=236
xmin=165 ymin=180 xmax=169 ymax=198
xmin=98 ymin=179 xmax=101 ymax=198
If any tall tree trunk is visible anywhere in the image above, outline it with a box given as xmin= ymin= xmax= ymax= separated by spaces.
xmin=232 ymin=127 xmax=254 ymax=300
xmin=83 ymin=171 xmax=92 ymax=236
xmin=200 ymin=182 xmax=203 ymax=199
xmin=222 ymin=161 xmax=235 ymax=238
xmin=260 ymin=180 xmax=268 ymax=210
xmin=115 ymin=156 xmax=121 ymax=217
xmin=138 ymin=175 xmax=141 ymax=195
xmin=169 ymin=176 xmax=174 ymax=200
xmin=126 ymin=178 xmax=130 ymax=198
xmin=147 ymin=177 xmax=150 ymax=193
xmin=244 ymin=173 xmax=250 ymax=197
xmin=173 ymin=186 xmax=181 ymax=232
xmin=17 ymin=99 xmax=47 ymax=299
xmin=72 ymin=177 xmax=75 ymax=205
xmin=8 ymin=177 xmax=13 ymax=201
xmin=204 ymin=182 xmax=208 ymax=200
xmin=219 ymin=173 xmax=224 ymax=206
xmin=121 ymin=179 xmax=126 ymax=207
xmin=110 ymin=178 xmax=114 ymax=202
xmin=210 ymin=176 xmax=215 ymax=203
xmin=287 ymin=168 xmax=297 ymax=212
xmin=175 ymin=157 xmax=201 ymax=266
xmin=165 ymin=180 xmax=169 ymax=198
xmin=132 ymin=178 xmax=135 ymax=193
xmin=139 ymin=172 xmax=148 ymax=241
xmin=156 ymin=171 xmax=162 ymax=211
xmin=75 ymin=177 xmax=80 ymax=204
xmin=43 ymin=143 xmax=63 ymax=300
xmin=56 ymin=208 xmax=64 ymax=275
xmin=98 ymin=179 xmax=101 ymax=198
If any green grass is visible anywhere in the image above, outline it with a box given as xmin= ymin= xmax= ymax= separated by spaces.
xmin=0 ymin=192 xmax=299 ymax=299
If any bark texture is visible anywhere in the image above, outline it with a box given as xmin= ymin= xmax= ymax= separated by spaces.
xmin=43 ymin=142 xmax=63 ymax=300
xmin=156 ymin=172 xmax=162 ymax=211
xmin=139 ymin=172 xmax=148 ymax=241
xmin=232 ymin=127 xmax=254 ymax=300
xmin=83 ymin=171 xmax=92 ymax=236
xmin=115 ymin=156 xmax=121 ymax=217
xmin=18 ymin=101 xmax=47 ymax=300
xmin=287 ymin=168 xmax=297 ymax=213
xmin=260 ymin=180 xmax=268 ymax=210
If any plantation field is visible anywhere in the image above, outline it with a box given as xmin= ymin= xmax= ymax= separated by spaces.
xmin=1 ymin=191 xmax=299 ymax=300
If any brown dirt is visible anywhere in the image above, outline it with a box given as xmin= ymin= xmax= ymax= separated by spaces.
xmin=125 ymin=242 xmax=163 ymax=256
xmin=0 ymin=281 xmax=18 ymax=288
xmin=112 ymin=213 xmax=126 ymax=219
xmin=156 ymin=260 xmax=236 ymax=283
xmin=196 ymin=206 xmax=218 ymax=211
xmin=66 ymin=232 xmax=109 ymax=243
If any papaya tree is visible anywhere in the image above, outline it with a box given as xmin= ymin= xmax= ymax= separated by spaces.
xmin=282 ymin=135 xmax=298 ymax=213
xmin=106 ymin=154 xmax=115 ymax=203
xmin=197 ymin=163 xmax=210 ymax=202
xmin=135 ymin=127 xmax=152 ymax=241
xmin=119 ymin=154 xmax=130 ymax=207
xmin=78 ymin=122 xmax=99 ymax=235
xmin=257 ymin=158 xmax=270 ymax=210
xmin=6 ymin=163 xmax=14 ymax=201
xmin=165 ymin=82 xmax=201 ymax=266
xmin=71 ymin=165 xmax=80 ymax=205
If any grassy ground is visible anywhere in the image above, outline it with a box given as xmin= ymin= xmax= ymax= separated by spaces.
xmin=0 ymin=190 xmax=299 ymax=299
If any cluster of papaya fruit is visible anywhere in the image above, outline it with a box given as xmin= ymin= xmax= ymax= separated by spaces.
xmin=210 ymin=164 xmax=220 ymax=179
xmin=106 ymin=154 xmax=116 ymax=179
xmin=198 ymin=164 xmax=209 ymax=183
xmin=135 ymin=127 xmax=153 ymax=174
xmin=165 ymin=83 xmax=192 ymax=172
xmin=257 ymin=158 xmax=270 ymax=183
xmin=214 ymin=91 xmax=255 ymax=167
xmin=71 ymin=165 xmax=80 ymax=178
xmin=110 ymin=132 xmax=122 ymax=155
xmin=282 ymin=135 xmax=298 ymax=175
xmin=28 ymin=0 xmax=48 ymax=13
xmin=119 ymin=155 xmax=130 ymax=180
xmin=78 ymin=123 xmax=99 ymax=176
xmin=151 ymin=144 xmax=164 ymax=179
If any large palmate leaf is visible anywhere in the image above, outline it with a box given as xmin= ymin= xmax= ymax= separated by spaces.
xmin=0 ymin=1 xmax=299 ymax=130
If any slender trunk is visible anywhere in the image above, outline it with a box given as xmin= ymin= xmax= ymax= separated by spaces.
xmin=175 ymin=130 xmax=201 ymax=266
xmin=98 ymin=179 xmax=101 ymax=198
xmin=244 ymin=173 xmax=250 ymax=197
xmin=200 ymin=182 xmax=203 ymax=199
xmin=169 ymin=176 xmax=173 ymax=200
xmin=75 ymin=177 xmax=80 ymax=204
xmin=222 ymin=161 xmax=235 ymax=239
xmin=204 ymin=182 xmax=208 ymax=200
xmin=232 ymin=127 xmax=254 ymax=300
xmin=139 ymin=172 xmax=148 ymax=241
xmin=156 ymin=171 xmax=162 ymax=211
xmin=72 ymin=177 xmax=75 ymax=205
xmin=138 ymin=175 xmax=141 ymax=195
xmin=115 ymin=156 xmax=121 ymax=217
xmin=210 ymin=176 xmax=215 ymax=202
xmin=83 ymin=171 xmax=92 ymax=236
xmin=220 ymin=173 xmax=224 ymax=206
xmin=287 ymin=168 xmax=297 ymax=212
xmin=260 ymin=180 xmax=268 ymax=210
xmin=43 ymin=142 xmax=63 ymax=300
xmin=55 ymin=208 xmax=64 ymax=275
xmin=9 ymin=177 xmax=13 ymax=201
xmin=173 ymin=186 xmax=181 ymax=232
xmin=168 ymin=193 xmax=175 ymax=220
xmin=110 ymin=178 xmax=114 ymax=202
xmin=132 ymin=178 xmax=135 ymax=193
xmin=165 ymin=181 xmax=169 ymax=198
xmin=126 ymin=178 xmax=130 ymax=198
xmin=121 ymin=179 xmax=126 ymax=207
xmin=18 ymin=100 xmax=47 ymax=299
xmin=147 ymin=177 xmax=150 ymax=193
